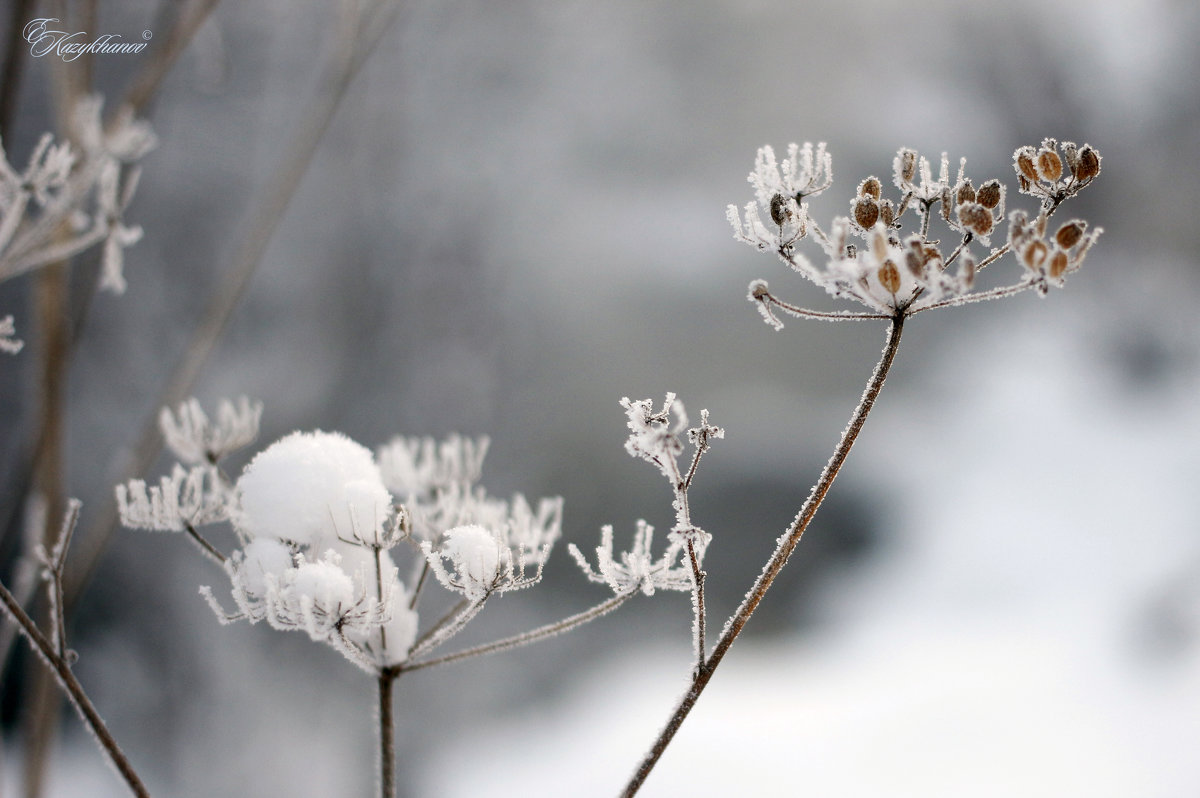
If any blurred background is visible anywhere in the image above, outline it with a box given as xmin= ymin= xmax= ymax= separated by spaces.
xmin=1 ymin=0 xmax=1199 ymax=795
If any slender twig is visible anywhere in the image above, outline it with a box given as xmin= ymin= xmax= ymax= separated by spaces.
xmin=622 ymin=315 xmax=905 ymax=796
xmin=406 ymin=596 xmax=487 ymax=662
xmin=183 ymin=521 xmax=226 ymax=565
xmin=42 ymin=499 xmax=82 ymax=660
xmin=403 ymin=590 xmax=636 ymax=672
xmin=0 ymin=579 xmax=150 ymax=798
xmin=910 ymin=281 xmax=1036 ymax=315
xmin=766 ymin=293 xmax=889 ymax=321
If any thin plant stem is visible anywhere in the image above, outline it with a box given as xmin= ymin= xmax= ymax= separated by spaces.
xmin=183 ymin=522 xmax=226 ymax=565
xmin=378 ymin=666 xmax=399 ymax=798
xmin=0 ymin=580 xmax=150 ymax=798
xmin=622 ymin=315 xmax=905 ymax=796
xmin=686 ymin=539 xmax=705 ymax=674
xmin=403 ymin=590 xmax=635 ymax=672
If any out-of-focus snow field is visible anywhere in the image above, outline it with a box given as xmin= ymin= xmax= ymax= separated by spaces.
xmin=424 ymin=291 xmax=1200 ymax=796
xmin=3 ymin=0 xmax=1199 ymax=795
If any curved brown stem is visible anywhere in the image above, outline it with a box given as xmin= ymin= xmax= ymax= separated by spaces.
xmin=622 ymin=315 xmax=905 ymax=796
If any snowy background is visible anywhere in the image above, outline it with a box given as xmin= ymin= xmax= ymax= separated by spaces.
xmin=2 ymin=0 xmax=1199 ymax=795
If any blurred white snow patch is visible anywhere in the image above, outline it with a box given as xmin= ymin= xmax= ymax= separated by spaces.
xmin=419 ymin=615 xmax=1200 ymax=797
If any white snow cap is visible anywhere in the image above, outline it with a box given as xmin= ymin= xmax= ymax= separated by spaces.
xmin=442 ymin=525 xmax=503 ymax=587
xmin=236 ymin=431 xmax=393 ymax=549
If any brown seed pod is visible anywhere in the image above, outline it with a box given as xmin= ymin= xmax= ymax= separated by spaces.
xmin=1055 ymin=220 xmax=1086 ymax=249
xmin=956 ymin=179 xmax=976 ymax=206
xmin=1015 ymin=147 xmax=1039 ymax=182
xmin=859 ymin=176 xmax=882 ymax=199
xmin=853 ymin=196 xmax=880 ymax=229
xmin=770 ymin=193 xmax=788 ymax=226
xmin=904 ymin=248 xmax=926 ymax=279
xmin=880 ymin=199 xmax=895 ymax=227
xmin=976 ymin=180 xmax=1002 ymax=209
xmin=1036 ymin=148 xmax=1063 ymax=182
xmin=958 ymin=203 xmax=993 ymax=236
xmin=878 ymin=259 xmax=901 ymax=294
xmin=1022 ymin=240 xmax=1049 ymax=270
xmin=1075 ymin=145 xmax=1101 ymax=181
xmin=897 ymin=149 xmax=917 ymax=183
xmin=1048 ymin=250 xmax=1070 ymax=279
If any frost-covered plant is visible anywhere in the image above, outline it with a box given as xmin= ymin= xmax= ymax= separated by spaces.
xmin=621 ymin=138 xmax=1102 ymax=795
xmin=117 ymin=398 xmax=659 ymax=797
xmin=0 ymin=95 xmax=154 ymax=352
xmin=728 ymin=138 xmax=1101 ymax=325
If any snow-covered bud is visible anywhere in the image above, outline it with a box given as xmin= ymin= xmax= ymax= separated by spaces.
xmin=858 ymin=176 xmax=882 ymax=199
xmin=441 ymin=525 xmax=502 ymax=588
xmin=236 ymin=431 xmax=393 ymax=550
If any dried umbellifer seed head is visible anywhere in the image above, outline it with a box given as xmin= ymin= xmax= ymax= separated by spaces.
xmin=1055 ymin=220 xmax=1086 ymax=249
xmin=859 ymin=176 xmax=882 ymax=199
xmin=770 ymin=193 xmax=788 ymax=226
xmin=853 ymin=196 xmax=880 ymax=229
xmin=878 ymin=259 xmax=901 ymax=294
xmin=976 ymin=180 xmax=1002 ymax=209
xmin=1075 ymin=145 xmax=1101 ymax=180
xmin=956 ymin=179 xmax=976 ymax=206
xmin=1036 ymin=148 xmax=1063 ymax=182
xmin=1015 ymin=147 xmax=1039 ymax=182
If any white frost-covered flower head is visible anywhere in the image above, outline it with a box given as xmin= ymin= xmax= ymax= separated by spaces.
xmin=420 ymin=496 xmax=563 ymax=601
xmin=160 ymin=396 xmax=262 ymax=465
xmin=236 ymin=430 xmax=394 ymax=550
xmin=376 ymin=434 xmax=489 ymax=500
xmin=570 ymin=521 xmax=693 ymax=596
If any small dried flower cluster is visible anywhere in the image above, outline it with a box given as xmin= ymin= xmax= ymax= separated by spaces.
xmin=0 ymin=96 xmax=154 ymax=352
xmin=571 ymin=394 xmax=723 ymax=596
xmin=119 ymin=399 xmax=563 ymax=673
xmin=728 ymin=138 xmax=1101 ymax=326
